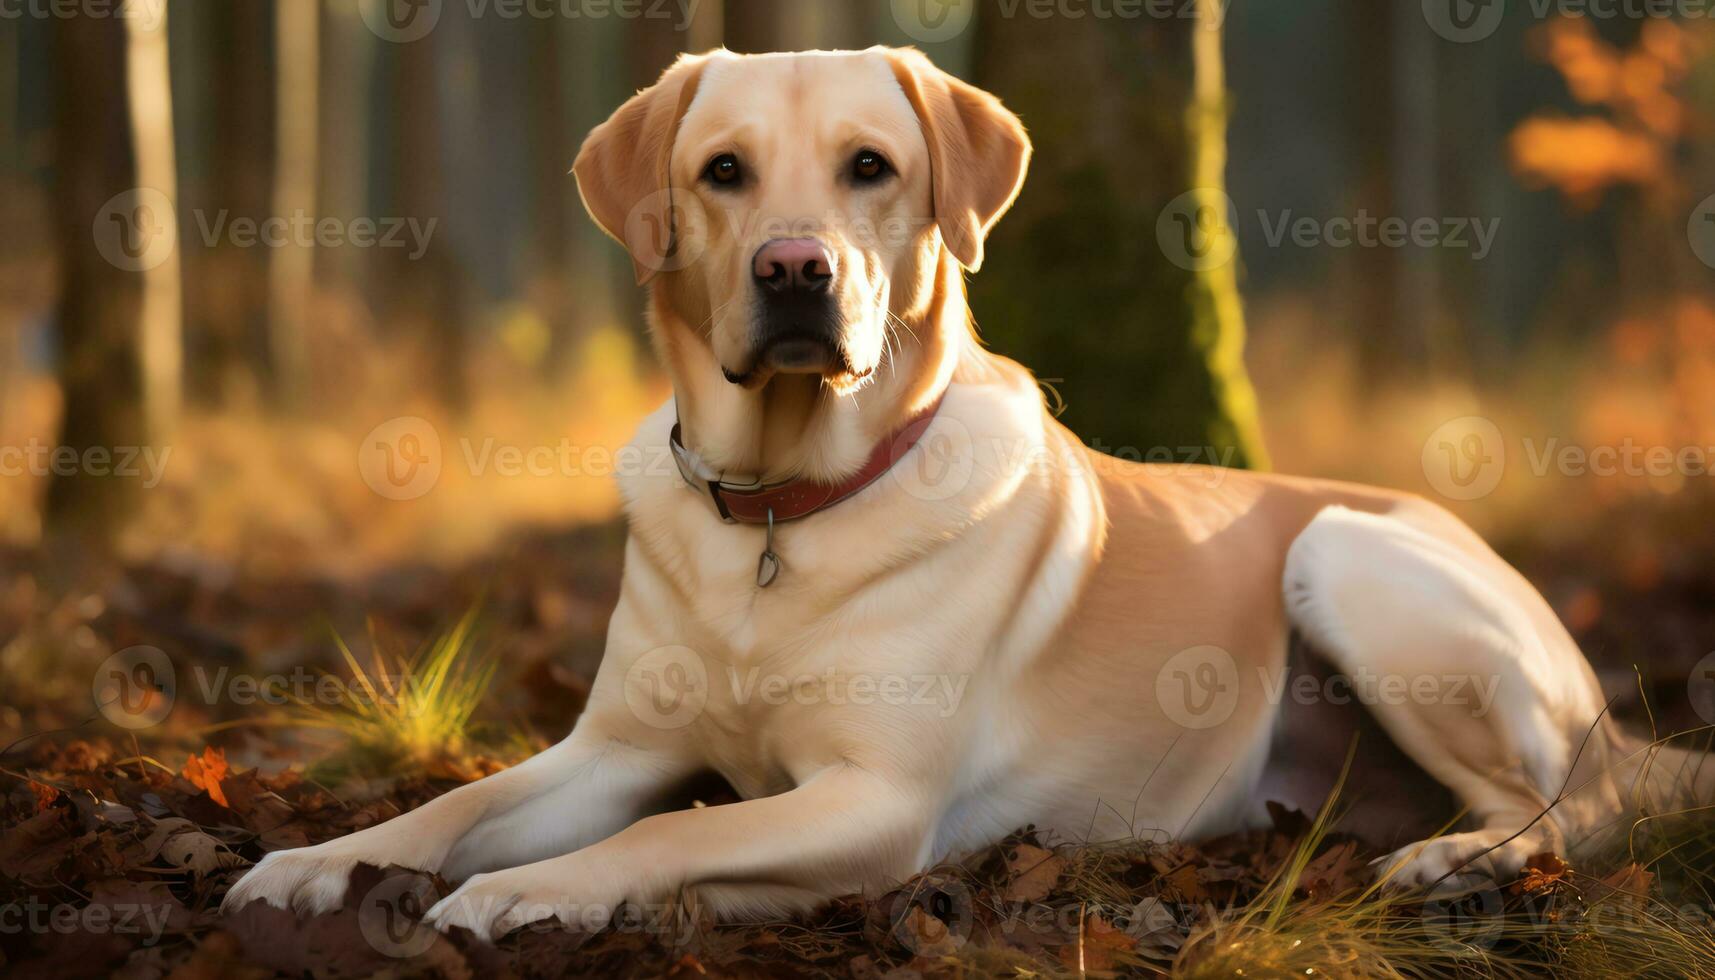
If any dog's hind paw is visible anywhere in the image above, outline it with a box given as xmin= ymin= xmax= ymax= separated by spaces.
xmin=1369 ymin=830 xmax=1538 ymax=898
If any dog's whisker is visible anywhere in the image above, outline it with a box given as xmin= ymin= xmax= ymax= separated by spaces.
xmin=692 ymin=298 xmax=736 ymax=338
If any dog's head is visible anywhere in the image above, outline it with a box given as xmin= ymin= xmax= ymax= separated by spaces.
xmin=574 ymin=47 xmax=1029 ymax=399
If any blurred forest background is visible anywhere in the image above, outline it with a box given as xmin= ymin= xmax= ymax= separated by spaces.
xmin=1 ymin=0 xmax=1714 ymax=777
xmin=3 ymin=3 xmax=1715 ymax=975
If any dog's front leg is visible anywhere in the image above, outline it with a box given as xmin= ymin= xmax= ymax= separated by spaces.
xmin=422 ymin=763 xmax=934 ymax=940
xmin=221 ymin=709 xmax=697 ymax=916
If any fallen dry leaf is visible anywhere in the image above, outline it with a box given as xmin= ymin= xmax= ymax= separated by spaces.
xmin=1002 ymin=843 xmax=1066 ymax=903
xmin=1596 ymin=862 xmax=1655 ymax=907
xmin=27 ymin=779 xmax=61 ymax=813
xmin=1512 ymin=852 xmax=1572 ymax=895
xmin=182 ymin=747 xmax=231 ymax=809
xmin=1163 ymin=864 xmax=1210 ymax=904
xmin=145 ymin=818 xmax=244 ymax=876
xmin=1058 ymin=913 xmax=1138 ymax=973
xmin=1299 ymin=840 xmax=1366 ymax=899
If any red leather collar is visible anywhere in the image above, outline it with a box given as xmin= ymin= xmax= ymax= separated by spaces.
xmin=669 ymin=391 xmax=947 ymax=525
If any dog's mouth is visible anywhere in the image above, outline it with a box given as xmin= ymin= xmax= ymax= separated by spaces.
xmin=759 ymin=331 xmax=839 ymax=373
xmin=723 ymin=328 xmax=872 ymax=389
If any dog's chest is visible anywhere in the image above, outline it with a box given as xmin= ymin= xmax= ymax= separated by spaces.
xmin=688 ymin=662 xmax=836 ymax=799
xmin=683 ymin=591 xmax=918 ymax=799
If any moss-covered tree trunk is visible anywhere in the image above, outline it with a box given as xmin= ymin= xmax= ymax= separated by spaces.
xmin=971 ymin=0 xmax=1268 ymax=469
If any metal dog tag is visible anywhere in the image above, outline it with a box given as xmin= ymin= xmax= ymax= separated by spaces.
xmin=757 ymin=508 xmax=781 ymax=588
xmin=757 ymin=550 xmax=781 ymax=588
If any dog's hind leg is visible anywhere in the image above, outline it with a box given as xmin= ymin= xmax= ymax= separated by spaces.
xmin=1281 ymin=503 xmax=1630 ymax=891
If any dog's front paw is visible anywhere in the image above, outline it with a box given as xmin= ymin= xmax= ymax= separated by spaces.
xmin=221 ymin=844 xmax=362 ymax=916
xmin=422 ymin=859 xmax=617 ymax=942
xmin=420 ymin=872 xmax=559 ymax=941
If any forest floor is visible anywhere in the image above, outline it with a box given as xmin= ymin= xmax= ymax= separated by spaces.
xmin=2 ymin=512 xmax=1714 ymax=978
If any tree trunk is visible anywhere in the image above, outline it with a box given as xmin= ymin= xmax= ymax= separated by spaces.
xmin=190 ymin=0 xmax=276 ymax=404
xmin=127 ymin=2 xmax=183 ymax=443
xmin=722 ymin=0 xmax=864 ymax=52
xmin=971 ymin=0 xmax=1268 ymax=469
xmin=268 ymin=0 xmax=318 ymax=407
xmin=378 ymin=29 xmax=466 ymax=408
xmin=47 ymin=8 xmax=146 ymax=546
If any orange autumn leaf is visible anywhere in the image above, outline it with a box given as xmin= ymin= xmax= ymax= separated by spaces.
xmin=183 ymin=747 xmax=232 ymax=808
xmin=27 ymin=780 xmax=60 ymax=813
xmin=1512 ymin=852 xmax=1571 ymax=895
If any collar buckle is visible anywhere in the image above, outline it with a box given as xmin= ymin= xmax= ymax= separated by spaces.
xmin=669 ymin=422 xmax=765 ymax=523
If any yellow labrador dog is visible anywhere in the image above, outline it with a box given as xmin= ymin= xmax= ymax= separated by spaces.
xmin=225 ymin=47 xmax=1701 ymax=938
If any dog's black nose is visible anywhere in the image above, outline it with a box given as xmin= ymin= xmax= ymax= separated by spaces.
xmin=753 ymin=238 xmax=835 ymax=293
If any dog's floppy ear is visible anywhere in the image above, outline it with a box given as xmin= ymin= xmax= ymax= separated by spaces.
xmin=573 ymin=53 xmax=708 ymax=285
xmin=885 ymin=48 xmax=1031 ymax=272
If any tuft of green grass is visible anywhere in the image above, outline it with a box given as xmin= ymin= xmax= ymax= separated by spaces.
xmin=291 ymin=605 xmax=497 ymax=779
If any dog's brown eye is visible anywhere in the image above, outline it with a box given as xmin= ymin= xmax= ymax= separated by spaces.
xmin=704 ymin=154 xmax=742 ymax=187
xmin=852 ymin=149 xmax=890 ymax=182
